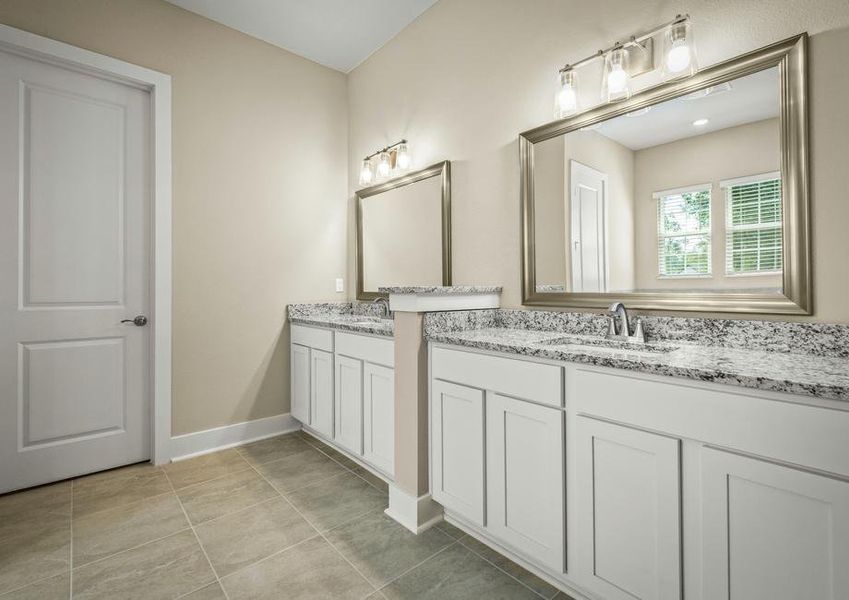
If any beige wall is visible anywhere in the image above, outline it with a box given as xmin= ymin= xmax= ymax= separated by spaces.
xmin=0 ymin=0 xmax=349 ymax=435
xmin=634 ymin=119 xmax=781 ymax=291
xmin=348 ymin=0 xmax=849 ymax=322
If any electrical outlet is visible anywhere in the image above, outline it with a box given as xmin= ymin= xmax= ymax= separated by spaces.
xmin=335 ymin=278 xmax=344 ymax=293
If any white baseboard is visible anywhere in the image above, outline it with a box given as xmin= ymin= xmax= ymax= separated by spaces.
xmin=169 ymin=413 xmax=300 ymax=462
xmin=385 ymin=484 xmax=444 ymax=534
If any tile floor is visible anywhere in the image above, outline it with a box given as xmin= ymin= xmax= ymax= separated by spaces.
xmin=0 ymin=431 xmax=576 ymax=599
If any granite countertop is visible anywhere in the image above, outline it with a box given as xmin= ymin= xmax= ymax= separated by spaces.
xmin=427 ymin=326 xmax=849 ymax=402
xmin=378 ymin=285 xmax=502 ymax=295
xmin=288 ymin=303 xmax=393 ymax=337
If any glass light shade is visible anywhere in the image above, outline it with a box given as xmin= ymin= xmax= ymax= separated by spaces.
xmin=395 ymin=143 xmax=411 ymax=171
xmin=555 ymin=69 xmax=579 ymax=118
xmin=376 ymin=152 xmax=391 ymax=179
xmin=602 ymin=47 xmax=630 ymax=103
xmin=358 ymin=158 xmax=374 ymax=186
xmin=662 ymin=18 xmax=698 ymax=80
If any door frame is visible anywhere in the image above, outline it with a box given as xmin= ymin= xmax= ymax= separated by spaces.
xmin=0 ymin=24 xmax=173 ymax=464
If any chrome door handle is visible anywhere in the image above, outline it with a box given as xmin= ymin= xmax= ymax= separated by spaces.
xmin=121 ymin=315 xmax=148 ymax=326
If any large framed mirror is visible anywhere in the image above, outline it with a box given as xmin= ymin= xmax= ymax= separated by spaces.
xmin=521 ymin=34 xmax=809 ymax=314
xmin=356 ymin=160 xmax=451 ymax=300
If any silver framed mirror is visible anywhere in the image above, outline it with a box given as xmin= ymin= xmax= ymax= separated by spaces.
xmin=356 ymin=160 xmax=452 ymax=300
xmin=521 ymin=34 xmax=810 ymax=314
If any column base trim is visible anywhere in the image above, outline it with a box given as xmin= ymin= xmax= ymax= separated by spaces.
xmin=385 ymin=484 xmax=444 ymax=534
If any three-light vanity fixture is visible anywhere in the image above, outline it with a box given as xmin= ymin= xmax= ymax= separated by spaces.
xmin=556 ymin=14 xmax=698 ymax=118
xmin=358 ymin=139 xmax=411 ymax=186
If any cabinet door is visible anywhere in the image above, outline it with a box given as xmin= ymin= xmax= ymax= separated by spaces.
xmin=576 ymin=417 xmax=681 ymax=600
xmin=363 ymin=363 xmax=394 ymax=476
xmin=701 ymin=447 xmax=849 ymax=600
xmin=310 ymin=349 xmax=334 ymax=438
xmin=431 ymin=379 xmax=485 ymax=526
xmin=335 ymin=355 xmax=363 ymax=455
xmin=486 ymin=394 xmax=564 ymax=572
xmin=291 ymin=344 xmax=310 ymax=424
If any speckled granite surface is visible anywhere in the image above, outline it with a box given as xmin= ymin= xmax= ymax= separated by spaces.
xmin=424 ymin=310 xmax=849 ymax=401
xmin=288 ymin=303 xmax=393 ymax=337
xmin=378 ymin=286 xmax=503 ymax=295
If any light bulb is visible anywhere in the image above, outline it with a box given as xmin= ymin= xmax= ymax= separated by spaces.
xmin=555 ymin=70 xmax=578 ymax=118
xmin=602 ymin=46 xmax=630 ymax=102
xmin=607 ymin=65 xmax=628 ymax=94
xmin=666 ymin=40 xmax=691 ymax=73
xmin=358 ymin=158 xmax=374 ymax=186
xmin=661 ymin=17 xmax=698 ymax=81
xmin=376 ymin=152 xmax=391 ymax=179
xmin=395 ymin=143 xmax=411 ymax=171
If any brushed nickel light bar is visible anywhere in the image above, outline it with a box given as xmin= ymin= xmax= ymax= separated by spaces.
xmin=358 ymin=139 xmax=411 ymax=185
xmin=555 ymin=14 xmax=697 ymax=117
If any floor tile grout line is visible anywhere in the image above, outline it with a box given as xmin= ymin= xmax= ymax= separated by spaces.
xmin=215 ymin=532 xmax=324 ymax=584
xmin=371 ymin=539 xmax=460 ymax=594
xmin=70 ymin=486 xmax=177 ymax=522
xmin=244 ymin=461 xmax=380 ymax=594
xmin=189 ymin=494 xmax=282 ymax=528
xmin=301 ymin=434 xmax=391 ymax=495
xmin=247 ymin=430 xmax=388 ymax=496
xmin=456 ymin=535 xmax=555 ymax=599
xmin=163 ymin=470 xmax=231 ymax=600
xmin=166 ymin=463 xmax=255 ymax=494
xmin=70 ymin=527 xmax=194 ymax=570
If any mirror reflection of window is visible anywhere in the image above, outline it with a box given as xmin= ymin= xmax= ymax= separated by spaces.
xmin=723 ymin=173 xmax=782 ymax=275
xmin=655 ymin=186 xmax=711 ymax=278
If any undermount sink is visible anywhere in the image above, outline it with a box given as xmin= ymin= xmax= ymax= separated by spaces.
xmin=538 ymin=335 xmax=678 ymax=354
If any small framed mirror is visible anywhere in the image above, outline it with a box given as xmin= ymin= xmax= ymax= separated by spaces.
xmin=521 ymin=34 xmax=810 ymax=314
xmin=356 ymin=161 xmax=451 ymax=300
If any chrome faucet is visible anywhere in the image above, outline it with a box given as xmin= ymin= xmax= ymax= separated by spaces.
xmin=606 ymin=301 xmax=645 ymax=344
xmin=372 ymin=297 xmax=390 ymax=318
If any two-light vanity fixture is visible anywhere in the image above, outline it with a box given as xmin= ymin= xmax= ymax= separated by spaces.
xmin=556 ymin=14 xmax=698 ymax=118
xmin=358 ymin=139 xmax=411 ymax=186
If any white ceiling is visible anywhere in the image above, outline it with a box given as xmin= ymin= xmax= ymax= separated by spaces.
xmin=165 ymin=0 xmax=438 ymax=72
xmin=593 ymin=67 xmax=780 ymax=150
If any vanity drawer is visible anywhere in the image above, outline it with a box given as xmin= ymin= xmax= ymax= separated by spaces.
xmin=573 ymin=368 xmax=849 ymax=478
xmin=431 ymin=346 xmax=563 ymax=407
xmin=291 ymin=324 xmax=333 ymax=352
xmin=336 ymin=331 xmax=394 ymax=367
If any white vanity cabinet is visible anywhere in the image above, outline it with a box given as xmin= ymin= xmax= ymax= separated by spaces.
xmin=431 ymin=346 xmax=566 ymax=569
xmin=334 ymin=355 xmax=363 ymax=454
xmin=700 ymin=447 xmax=849 ymax=600
xmin=574 ymin=417 xmax=681 ymax=600
xmin=429 ymin=341 xmax=849 ymax=600
xmin=486 ymin=393 xmax=564 ymax=572
xmin=290 ymin=324 xmax=334 ymax=430
xmin=431 ymin=379 xmax=486 ymax=526
xmin=290 ymin=323 xmax=395 ymax=479
xmin=363 ymin=362 xmax=395 ymax=476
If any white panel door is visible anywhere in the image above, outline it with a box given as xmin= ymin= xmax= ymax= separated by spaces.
xmin=701 ymin=447 xmax=849 ymax=600
xmin=570 ymin=161 xmax=607 ymax=293
xmin=486 ymin=394 xmax=564 ymax=572
xmin=310 ymin=349 xmax=334 ymax=438
xmin=335 ymin=355 xmax=363 ymax=455
xmin=363 ymin=362 xmax=394 ymax=476
xmin=576 ymin=417 xmax=682 ymax=600
xmin=291 ymin=344 xmax=311 ymax=425
xmin=431 ymin=379 xmax=485 ymax=526
xmin=0 ymin=48 xmax=150 ymax=493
